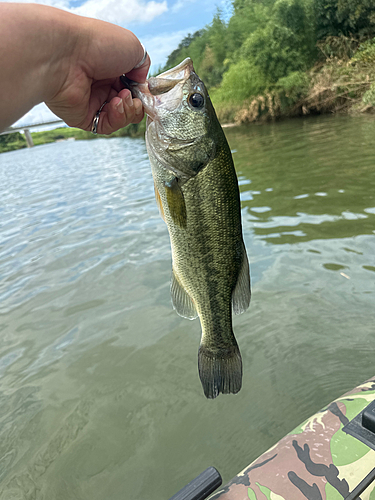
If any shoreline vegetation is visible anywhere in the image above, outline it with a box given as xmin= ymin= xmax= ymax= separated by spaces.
xmin=2 ymin=0 xmax=375 ymax=154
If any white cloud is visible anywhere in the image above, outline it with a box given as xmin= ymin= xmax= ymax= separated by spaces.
xmin=1 ymin=0 xmax=168 ymax=25
xmin=71 ymin=0 xmax=168 ymax=25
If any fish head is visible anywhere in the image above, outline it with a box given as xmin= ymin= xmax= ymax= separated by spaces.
xmin=128 ymin=58 xmax=220 ymax=180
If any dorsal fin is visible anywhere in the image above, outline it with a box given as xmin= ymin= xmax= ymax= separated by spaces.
xmin=171 ymin=268 xmax=198 ymax=319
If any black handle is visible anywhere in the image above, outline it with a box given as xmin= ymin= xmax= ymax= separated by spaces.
xmin=168 ymin=466 xmax=222 ymax=500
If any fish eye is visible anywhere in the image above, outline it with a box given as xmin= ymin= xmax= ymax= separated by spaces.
xmin=189 ymin=93 xmax=204 ymax=109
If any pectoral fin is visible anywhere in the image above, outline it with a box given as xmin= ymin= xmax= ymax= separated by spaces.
xmin=164 ymin=177 xmax=187 ymax=228
xmin=171 ymin=268 xmax=198 ymax=320
xmin=232 ymin=242 xmax=251 ymax=315
xmin=154 ymin=182 xmax=165 ymax=222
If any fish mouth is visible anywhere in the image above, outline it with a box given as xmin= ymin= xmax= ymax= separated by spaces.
xmin=147 ymin=58 xmax=194 ymax=96
xmin=122 ymin=58 xmax=194 ymax=121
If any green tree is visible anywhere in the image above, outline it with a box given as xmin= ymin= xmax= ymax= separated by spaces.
xmin=241 ymin=0 xmax=316 ymax=82
xmin=0 ymin=132 xmax=26 ymax=153
xmin=226 ymin=0 xmax=271 ymax=56
xmin=209 ymin=11 xmax=227 ymax=66
xmin=315 ymin=0 xmax=375 ymax=39
xmin=211 ymin=59 xmax=268 ymax=104
xmin=0 ymin=131 xmax=25 ymax=145
xmin=164 ymin=30 xmax=206 ymax=70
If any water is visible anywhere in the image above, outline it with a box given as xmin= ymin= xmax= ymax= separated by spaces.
xmin=0 ymin=115 xmax=374 ymax=499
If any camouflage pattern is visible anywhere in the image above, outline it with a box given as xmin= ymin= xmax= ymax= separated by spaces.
xmin=210 ymin=376 xmax=375 ymax=500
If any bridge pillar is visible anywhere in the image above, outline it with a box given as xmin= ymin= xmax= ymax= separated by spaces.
xmin=24 ymin=129 xmax=34 ymax=148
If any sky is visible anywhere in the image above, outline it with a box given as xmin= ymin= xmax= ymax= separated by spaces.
xmin=5 ymin=0 xmax=230 ymax=128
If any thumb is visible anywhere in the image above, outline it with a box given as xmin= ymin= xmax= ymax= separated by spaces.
xmin=125 ymin=52 xmax=151 ymax=83
xmin=83 ymin=18 xmax=150 ymax=81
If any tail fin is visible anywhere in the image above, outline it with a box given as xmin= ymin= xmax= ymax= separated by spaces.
xmin=198 ymin=344 xmax=242 ymax=399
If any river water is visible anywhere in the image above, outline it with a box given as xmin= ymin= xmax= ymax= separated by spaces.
xmin=0 ymin=115 xmax=374 ymax=499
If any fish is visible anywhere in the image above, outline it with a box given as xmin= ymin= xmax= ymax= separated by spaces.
xmin=123 ymin=58 xmax=251 ymax=398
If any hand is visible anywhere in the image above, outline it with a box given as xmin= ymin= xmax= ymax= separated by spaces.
xmin=0 ymin=4 xmax=151 ymax=134
xmin=45 ymin=16 xmax=150 ymax=135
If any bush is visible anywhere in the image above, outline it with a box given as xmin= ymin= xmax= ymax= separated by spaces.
xmin=242 ymin=23 xmax=308 ymax=82
xmin=210 ymin=59 xmax=269 ymax=104
xmin=241 ymin=0 xmax=315 ymax=83
xmin=275 ymin=71 xmax=310 ymax=107
xmin=362 ymin=82 xmax=375 ymax=106
xmin=316 ymin=35 xmax=359 ymax=60
xmin=0 ymin=132 xmax=26 ymax=153
xmin=352 ymin=38 xmax=375 ymax=64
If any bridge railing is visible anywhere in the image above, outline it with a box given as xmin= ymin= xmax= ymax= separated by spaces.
xmin=1 ymin=120 xmax=65 ymax=147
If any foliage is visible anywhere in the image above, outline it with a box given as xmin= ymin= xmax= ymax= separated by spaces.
xmin=0 ymin=132 xmax=26 ymax=153
xmin=165 ymin=30 xmax=207 ymax=71
xmin=225 ymin=0 xmax=271 ymax=57
xmin=316 ymin=35 xmax=360 ymax=59
xmin=242 ymin=25 xmax=303 ymax=83
xmin=315 ymin=0 xmax=375 ymax=40
xmin=362 ymin=82 xmax=375 ymax=105
xmin=241 ymin=0 xmax=316 ymax=82
xmin=275 ymin=71 xmax=310 ymax=108
xmin=211 ymin=59 xmax=268 ymax=104
xmin=162 ymin=0 xmax=375 ymax=123
xmin=352 ymin=37 xmax=375 ymax=64
xmin=0 ymin=132 xmax=25 ymax=145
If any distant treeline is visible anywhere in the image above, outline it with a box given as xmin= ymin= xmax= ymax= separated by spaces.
xmin=162 ymin=0 xmax=375 ymax=123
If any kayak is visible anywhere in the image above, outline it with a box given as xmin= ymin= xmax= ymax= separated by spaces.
xmin=210 ymin=375 xmax=375 ymax=500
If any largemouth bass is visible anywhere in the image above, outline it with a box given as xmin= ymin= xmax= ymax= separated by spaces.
xmin=125 ymin=59 xmax=251 ymax=398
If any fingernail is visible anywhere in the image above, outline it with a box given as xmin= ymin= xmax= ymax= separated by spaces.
xmin=116 ymin=99 xmax=124 ymax=114
xmin=125 ymin=93 xmax=133 ymax=106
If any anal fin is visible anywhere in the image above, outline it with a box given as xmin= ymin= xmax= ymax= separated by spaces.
xmin=171 ymin=268 xmax=198 ymax=320
xmin=232 ymin=242 xmax=251 ymax=315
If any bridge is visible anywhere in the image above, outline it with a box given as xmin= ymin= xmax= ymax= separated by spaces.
xmin=1 ymin=119 xmax=65 ymax=147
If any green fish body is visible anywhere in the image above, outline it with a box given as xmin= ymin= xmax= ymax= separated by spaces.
xmin=129 ymin=59 xmax=251 ymax=398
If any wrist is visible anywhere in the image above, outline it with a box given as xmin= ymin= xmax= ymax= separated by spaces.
xmin=0 ymin=3 xmax=82 ymax=128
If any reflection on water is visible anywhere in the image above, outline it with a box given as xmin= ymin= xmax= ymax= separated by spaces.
xmin=0 ymin=116 xmax=374 ymax=499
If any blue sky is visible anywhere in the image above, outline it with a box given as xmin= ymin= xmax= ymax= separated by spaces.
xmin=5 ymin=0 xmax=231 ymax=127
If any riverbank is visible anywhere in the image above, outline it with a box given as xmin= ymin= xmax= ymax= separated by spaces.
xmin=212 ymin=49 xmax=375 ymax=124
xmin=0 ymin=119 xmax=146 ymax=154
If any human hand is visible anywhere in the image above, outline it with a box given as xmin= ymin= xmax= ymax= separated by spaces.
xmin=44 ymin=14 xmax=150 ymax=135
